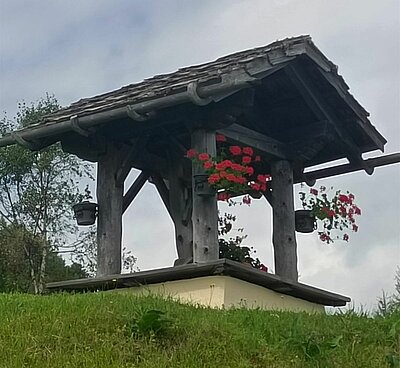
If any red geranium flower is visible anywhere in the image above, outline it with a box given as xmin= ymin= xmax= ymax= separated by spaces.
xmin=250 ymin=183 xmax=260 ymax=191
xmin=208 ymin=173 xmax=220 ymax=184
xmin=215 ymin=134 xmax=226 ymax=142
xmin=198 ymin=153 xmax=210 ymax=161
xmin=338 ymin=194 xmax=349 ymax=203
xmin=245 ymin=166 xmax=254 ymax=175
xmin=242 ymin=147 xmax=253 ymax=156
xmin=217 ymin=192 xmax=230 ymax=201
xmin=229 ymin=146 xmax=242 ymax=156
xmin=254 ymin=155 xmax=261 ymax=162
xmin=186 ymin=149 xmax=196 ymax=158
xmin=203 ymin=161 xmax=213 ymax=169
xmin=242 ymin=156 xmax=252 ymax=164
xmin=310 ymin=188 xmax=318 ymax=195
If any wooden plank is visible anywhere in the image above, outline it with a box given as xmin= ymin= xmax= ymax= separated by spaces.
xmin=191 ymin=129 xmax=219 ymax=263
xmin=122 ymin=171 xmax=150 ymax=213
xmin=298 ymin=153 xmax=400 ymax=183
xmin=271 ymin=160 xmax=298 ymax=281
xmin=96 ymin=142 xmax=124 ymax=276
xmin=217 ymin=123 xmax=288 ymax=159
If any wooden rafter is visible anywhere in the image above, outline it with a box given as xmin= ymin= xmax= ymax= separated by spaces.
xmin=285 ymin=63 xmax=374 ymax=175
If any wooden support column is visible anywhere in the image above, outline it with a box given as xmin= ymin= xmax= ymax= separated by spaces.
xmin=271 ymin=160 xmax=298 ymax=281
xmin=168 ymin=159 xmax=193 ymax=265
xmin=191 ymin=129 xmax=219 ymax=263
xmin=96 ymin=142 xmax=124 ymax=277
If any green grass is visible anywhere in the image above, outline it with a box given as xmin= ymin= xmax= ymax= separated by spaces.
xmin=0 ymin=292 xmax=398 ymax=368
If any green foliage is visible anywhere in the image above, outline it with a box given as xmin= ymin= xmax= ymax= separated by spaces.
xmin=0 ymin=223 xmax=87 ymax=292
xmin=218 ymin=212 xmax=265 ymax=269
xmin=0 ymin=292 xmax=397 ymax=367
xmin=0 ymin=95 xmax=95 ymax=292
xmin=127 ymin=308 xmax=173 ymax=338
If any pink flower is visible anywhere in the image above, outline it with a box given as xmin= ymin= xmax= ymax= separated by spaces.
xmin=254 ymin=155 xmax=261 ymax=162
xmin=216 ymin=134 xmax=226 ymax=142
xmin=242 ymin=195 xmax=251 ymax=205
xmin=245 ymin=166 xmax=254 ymax=175
xmin=338 ymin=194 xmax=349 ymax=203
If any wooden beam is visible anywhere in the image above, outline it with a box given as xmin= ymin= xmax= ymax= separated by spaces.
xmin=96 ymin=142 xmax=124 ymax=277
xmin=285 ymin=64 xmax=373 ymax=175
xmin=122 ymin=171 xmax=150 ymax=213
xmin=271 ymin=160 xmax=298 ymax=281
xmin=151 ymin=174 xmax=172 ymax=218
xmin=297 ymin=153 xmax=400 ymax=183
xmin=191 ymin=129 xmax=219 ymax=263
xmin=217 ymin=123 xmax=288 ymax=159
xmin=116 ymin=138 xmax=147 ymax=186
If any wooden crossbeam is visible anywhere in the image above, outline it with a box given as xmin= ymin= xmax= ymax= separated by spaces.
xmin=217 ymin=123 xmax=288 ymax=159
xmin=285 ymin=64 xmax=373 ymax=175
xmin=297 ymin=153 xmax=400 ymax=183
xmin=116 ymin=138 xmax=148 ymax=186
xmin=150 ymin=174 xmax=172 ymax=218
xmin=122 ymin=171 xmax=150 ymax=213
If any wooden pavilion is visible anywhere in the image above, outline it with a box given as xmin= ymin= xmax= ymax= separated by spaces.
xmin=1 ymin=35 xmax=398 ymax=309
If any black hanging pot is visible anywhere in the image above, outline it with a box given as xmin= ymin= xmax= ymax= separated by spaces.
xmin=295 ymin=210 xmax=316 ymax=233
xmin=73 ymin=201 xmax=98 ymax=226
xmin=193 ymin=174 xmax=215 ymax=197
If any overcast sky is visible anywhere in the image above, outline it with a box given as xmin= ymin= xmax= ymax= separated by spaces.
xmin=0 ymin=0 xmax=399 ymax=311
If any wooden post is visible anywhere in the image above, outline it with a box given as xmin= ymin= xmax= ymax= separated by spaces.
xmin=96 ymin=142 xmax=124 ymax=276
xmin=168 ymin=159 xmax=193 ymax=265
xmin=271 ymin=160 xmax=298 ymax=281
xmin=191 ymin=129 xmax=219 ymax=263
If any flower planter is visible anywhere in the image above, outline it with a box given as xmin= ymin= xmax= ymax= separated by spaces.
xmin=73 ymin=201 xmax=98 ymax=226
xmin=295 ymin=210 xmax=316 ymax=233
xmin=193 ymin=174 xmax=215 ymax=197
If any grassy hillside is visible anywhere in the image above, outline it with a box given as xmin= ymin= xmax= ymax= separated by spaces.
xmin=0 ymin=292 xmax=398 ymax=368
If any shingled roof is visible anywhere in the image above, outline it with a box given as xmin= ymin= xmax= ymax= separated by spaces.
xmin=0 ymin=35 xmax=386 ymax=152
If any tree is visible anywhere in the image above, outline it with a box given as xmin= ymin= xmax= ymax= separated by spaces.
xmin=0 ymin=222 xmax=88 ymax=292
xmin=0 ymin=95 xmax=94 ymax=293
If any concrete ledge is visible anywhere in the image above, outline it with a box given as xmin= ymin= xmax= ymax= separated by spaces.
xmin=46 ymin=259 xmax=350 ymax=308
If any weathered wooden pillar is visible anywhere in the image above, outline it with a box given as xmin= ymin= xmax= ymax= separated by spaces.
xmin=168 ymin=158 xmax=193 ymax=265
xmin=96 ymin=142 xmax=124 ymax=276
xmin=271 ymin=160 xmax=298 ymax=281
xmin=191 ymin=129 xmax=219 ymax=263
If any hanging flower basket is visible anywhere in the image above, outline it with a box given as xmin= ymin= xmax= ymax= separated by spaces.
xmin=73 ymin=201 xmax=98 ymax=226
xmin=193 ymin=174 xmax=215 ymax=197
xmin=295 ymin=209 xmax=316 ymax=233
